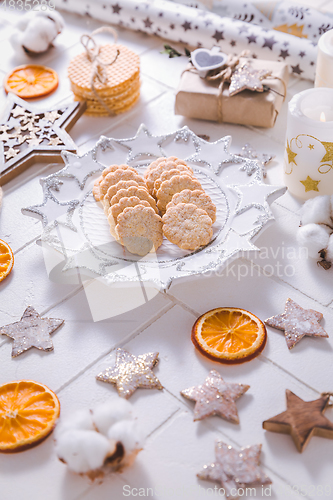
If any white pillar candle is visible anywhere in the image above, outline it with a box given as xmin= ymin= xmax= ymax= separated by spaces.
xmin=284 ymin=88 xmax=333 ymax=200
xmin=315 ymin=30 xmax=333 ymax=88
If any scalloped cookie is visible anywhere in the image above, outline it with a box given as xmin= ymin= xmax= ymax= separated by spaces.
xmin=146 ymin=160 xmax=192 ymax=195
xmin=93 ymin=164 xmax=135 ymax=201
xmin=116 ymin=205 xmax=163 ymax=256
xmin=110 ymin=186 xmax=157 ymax=212
xmin=153 ymin=167 xmax=194 ymax=197
xmin=103 ymin=180 xmax=140 ymax=214
xmin=162 ymin=203 xmax=213 ymax=250
xmin=156 ymin=175 xmax=203 ymax=214
xmin=99 ymin=169 xmax=146 ymax=199
xmin=166 ymin=189 xmax=216 ymax=223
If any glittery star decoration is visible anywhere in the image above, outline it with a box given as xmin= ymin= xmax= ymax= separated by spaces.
xmin=96 ymin=348 xmax=163 ymax=399
xmin=300 ymin=175 xmax=320 ymax=192
xmin=181 ymin=370 xmax=249 ymax=422
xmin=265 ymin=298 xmax=329 ymax=350
xmin=0 ymin=93 xmax=86 ymax=185
xmin=187 ymin=135 xmax=242 ymax=174
xmin=198 ymin=441 xmax=271 ymax=497
xmin=263 ymin=390 xmax=333 ymax=452
xmin=21 ymin=192 xmax=78 ymax=229
xmin=114 ymin=124 xmax=165 ymax=162
xmin=0 ymin=306 xmax=64 ymax=358
xmin=232 ymin=181 xmax=287 ymax=214
xmin=229 ymin=64 xmax=272 ymax=97
xmin=50 ymin=150 xmax=104 ymax=191
xmin=236 ymin=143 xmax=275 ymax=178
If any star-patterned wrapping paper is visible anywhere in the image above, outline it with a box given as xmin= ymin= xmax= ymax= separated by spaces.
xmin=53 ymin=0 xmax=317 ymax=80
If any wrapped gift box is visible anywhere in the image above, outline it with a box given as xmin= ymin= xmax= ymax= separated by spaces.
xmin=175 ymin=58 xmax=289 ymax=128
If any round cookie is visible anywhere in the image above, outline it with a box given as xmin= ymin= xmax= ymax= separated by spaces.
xmin=103 ymin=180 xmax=140 ymax=214
xmin=156 ymin=175 xmax=203 ymax=213
xmin=99 ymin=169 xmax=146 ymax=199
xmin=145 ymin=160 xmax=192 ymax=195
xmin=166 ymin=189 xmax=216 ymax=223
xmin=93 ymin=164 xmax=134 ymax=201
xmin=116 ymin=205 xmax=163 ymax=256
xmin=109 ymin=196 xmax=151 ymax=223
xmin=153 ymin=168 xmax=194 ymax=197
xmin=144 ymin=156 xmax=179 ymax=178
xmin=162 ymin=203 xmax=213 ymax=251
xmin=110 ymin=186 xmax=157 ymax=212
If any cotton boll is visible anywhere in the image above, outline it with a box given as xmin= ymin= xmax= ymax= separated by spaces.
xmin=297 ymin=224 xmax=330 ymax=258
xmin=56 ymin=430 xmax=111 ymax=474
xmin=92 ymin=399 xmax=133 ymax=436
xmin=10 ymin=11 xmax=64 ymax=54
xmin=107 ymin=420 xmax=143 ymax=456
xmin=55 ymin=409 xmax=94 ymax=438
xmin=325 ymin=234 xmax=333 ymax=263
xmin=300 ymin=195 xmax=332 ymax=226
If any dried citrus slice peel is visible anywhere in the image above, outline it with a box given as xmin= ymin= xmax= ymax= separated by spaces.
xmin=0 ymin=380 xmax=60 ymax=452
xmin=192 ymin=307 xmax=267 ymax=364
xmin=0 ymin=239 xmax=14 ymax=283
xmin=4 ymin=65 xmax=59 ymax=98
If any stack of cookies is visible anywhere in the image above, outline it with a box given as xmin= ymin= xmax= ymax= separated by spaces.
xmin=93 ymin=156 xmax=216 ymax=255
xmin=144 ymin=157 xmax=216 ymax=251
xmin=93 ymin=165 xmax=163 ymax=256
xmin=68 ymin=44 xmax=140 ymax=116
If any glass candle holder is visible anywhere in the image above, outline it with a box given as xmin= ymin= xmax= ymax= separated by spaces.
xmin=284 ymin=88 xmax=333 ymax=200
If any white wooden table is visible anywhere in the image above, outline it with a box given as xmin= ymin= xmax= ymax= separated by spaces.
xmin=0 ymin=2 xmax=333 ymax=499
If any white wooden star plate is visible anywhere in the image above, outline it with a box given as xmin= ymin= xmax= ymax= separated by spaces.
xmin=22 ymin=124 xmax=286 ymax=290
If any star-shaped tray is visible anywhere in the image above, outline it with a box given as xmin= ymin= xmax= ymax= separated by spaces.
xmin=22 ymin=124 xmax=286 ymax=290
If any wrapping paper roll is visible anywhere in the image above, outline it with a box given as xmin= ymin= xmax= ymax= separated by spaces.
xmin=54 ymin=0 xmax=317 ymax=80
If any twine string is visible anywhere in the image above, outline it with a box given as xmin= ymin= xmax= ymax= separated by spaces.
xmin=80 ymin=26 xmax=119 ymax=116
xmin=321 ymin=392 xmax=333 ymax=407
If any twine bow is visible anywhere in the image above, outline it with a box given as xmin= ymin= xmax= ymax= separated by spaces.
xmin=80 ymin=27 xmax=119 ymax=116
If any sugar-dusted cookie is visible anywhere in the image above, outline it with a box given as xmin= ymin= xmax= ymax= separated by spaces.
xmin=99 ymin=169 xmax=146 ymax=199
xmin=156 ymin=175 xmax=203 ymax=214
xmin=146 ymin=160 xmax=192 ymax=195
xmin=144 ymin=156 xmax=179 ymax=178
xmin=166 ymin=189 xmax=216 ymax=223
xmin=116 ymin=205 xmax=163 ymax=256
xmin=93 ymin=164 xmax=135 ymax=201
xmin=110 ymin=186 xmax=157 ymax=212
xmin=109 ymin=196 xmax=151 ymax=224
xmin=103 ymin=180 xmax=140 ymax=214
xmin=162 ymin=203 xmax=213 ymax=250
xmin=153 ymin=167 xmax=194 ymax=197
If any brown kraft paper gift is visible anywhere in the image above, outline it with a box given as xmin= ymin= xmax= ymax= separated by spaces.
xmin=175 ymin=58 xmax=289 ymax=128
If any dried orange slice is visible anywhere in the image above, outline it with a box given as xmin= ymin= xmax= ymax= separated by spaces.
xmin=192 ymin=307 xmax=267 ymax=364
xmin=0 ymin=380 xmax=60 ymax=452
xmin=0 ymin=239 xmax=14 ymax=283
xmin=4 ymin=65 xmax=59 ymax=98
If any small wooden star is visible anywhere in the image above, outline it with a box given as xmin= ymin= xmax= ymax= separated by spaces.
xmin=0 ymin=93 xmax=86 ymax=185
xmin=198 ymin=441 xmax=271 ymax=496
xmin=300 ymin=175 xmax=320 ymax=192
xmin=0 ymin=306 xmax=64 ymax=357
xmin=263 ymin=390 xmax=333 ymax=452
xmin=96 ymin=348 xmax=163 ymax=399
xmin=265 ymin=298 xmax=329 ymax=349
xmin=229 ymin=64 xmax=272 ymax=96
xmin=181 ymin=370 xmax=249 ymax=422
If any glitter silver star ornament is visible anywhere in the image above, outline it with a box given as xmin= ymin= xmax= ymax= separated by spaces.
xmin=229 ymin=64 xmax=272 ymax=97
xmin=237 ymin=143 xmax=275 ymax=178
xmin=181 ymin=370 xmax=249 ymax=422
xmin=265 ymin=298 xmax=329 ymax=350
xmin=114 ymin=124 xmax=166 ymax=162
xmin=231 ymin=181 xmax=287 ymax=215
xmin=0 ymin=306 xmax=64 ymax=357
xmin=0 ymin=93 xmax=86 ymax=185
xmin=96 ymin=348 xmax=163 ymax=399
xmin=52 ymin=150 xmax=105 ymax=191
xmin=187 ymin=134 xmax=242 ymax=174
xmin=198 ymin=441 xmax=272 ymax=498
xmin=22 ymin=192 xmax=79 ymax=230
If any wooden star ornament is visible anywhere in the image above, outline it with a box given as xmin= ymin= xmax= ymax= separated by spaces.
xmin=0 ymin=306 xmax=64 ymax=357
xmin=263 ymin=390 xmax=333 ymax=452
xmin=181 ymin=370 xmax=249 ymax=422
xmin=0 ymin=93 xmax=86 ymax=185
xmin=96 ymin=348 xmax=163 ymax=399
xmin=265 ymin=298 xmax=329 ymax=349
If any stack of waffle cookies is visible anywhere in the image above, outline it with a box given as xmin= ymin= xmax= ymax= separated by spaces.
xmin=93 ymin=157 xmax=216 ymax=256
xmin=68 ymin=44 xmax=140 ymax=116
